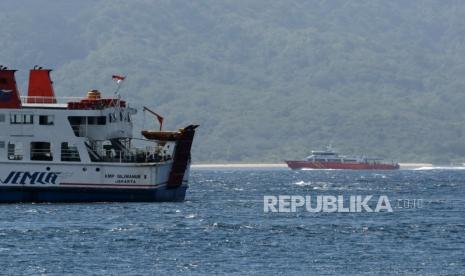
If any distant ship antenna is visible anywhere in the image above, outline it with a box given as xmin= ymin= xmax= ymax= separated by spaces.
xmin=110 ymin=74 xmax=126 ymax=115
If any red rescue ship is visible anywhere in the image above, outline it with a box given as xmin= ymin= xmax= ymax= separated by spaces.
xmin=285 ymin=147 xmax=399 ymax=170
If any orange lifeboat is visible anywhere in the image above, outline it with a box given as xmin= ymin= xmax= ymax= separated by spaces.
xmin=141 ymin=130 xmax=181 ymax=141
xmin=142 ymin=125 xmax=199 ymax=141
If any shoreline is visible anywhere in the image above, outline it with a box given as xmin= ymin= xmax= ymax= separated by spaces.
xmin=192 ymin=163 xmax=288 ymax=169
xmin=191 ymin=163 xmax=439 ymax=169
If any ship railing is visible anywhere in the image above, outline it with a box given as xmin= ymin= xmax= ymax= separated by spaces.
xmin=30 ymin=148 xmax=53 ymax=161
xmin=61 ymin=149 xmax=81 ymax=162
xmin=21 ymin=96 xmax=85 ymax=104
xmin=90 ymin=146 xmax=172 ymax=163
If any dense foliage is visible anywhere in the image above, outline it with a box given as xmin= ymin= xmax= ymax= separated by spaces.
xmin=2 ymin=0 xmax=465 ymax=163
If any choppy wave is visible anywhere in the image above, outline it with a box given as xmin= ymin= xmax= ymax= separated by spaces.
xmin=1 ymin=170 xmax=464 ymax=275
xmin=413 ymin=166 xmax=465 ymax=170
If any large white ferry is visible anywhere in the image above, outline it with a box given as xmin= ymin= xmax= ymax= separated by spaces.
xmin=0 ymin=66 xmax=197 ymax=203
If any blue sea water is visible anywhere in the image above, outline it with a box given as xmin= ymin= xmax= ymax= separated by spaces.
xmin=0 ymin=169 xmax=464 ymax=275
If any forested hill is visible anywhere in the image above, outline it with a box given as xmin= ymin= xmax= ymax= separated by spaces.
xmin=2 ymin=0 xmax=465 ymax=163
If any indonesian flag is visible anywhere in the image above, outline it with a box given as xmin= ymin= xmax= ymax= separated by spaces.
xmin=112 ymin=75 xmax=125 ymax=84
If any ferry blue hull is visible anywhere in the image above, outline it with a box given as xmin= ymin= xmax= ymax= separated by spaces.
xmin=0 ymin=185 xmax=187 ymax=203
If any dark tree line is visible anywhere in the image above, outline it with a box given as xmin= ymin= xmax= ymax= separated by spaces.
xmin=1 ymin=0 xmax=465 ymax=163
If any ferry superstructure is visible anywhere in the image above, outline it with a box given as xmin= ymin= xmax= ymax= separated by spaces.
xmin=0 ymin=66 xmax=197 ymax=202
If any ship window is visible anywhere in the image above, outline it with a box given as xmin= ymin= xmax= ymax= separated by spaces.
xmin=69 ymin=116 xmax=106 ymax=126
xmin=39 ymin=115 xmax=54 ymax=125
xmin=68 ymin=116 xmax=106 ymax=137
xmin=97 ymin=116 xmax=106 ymax=125
xmin=7 ymin=142 xmax=23 ymax=160
xmin=10 ymin=114 xmax=34 ymax=124
xmin=86 ymin=116 xmax=106 ymax=125
xmin=0 ymin=114 xmax=5 ymax=122
xmin=68 ymin=116 xmax=85 ymax=137
xmin=30 ymin=142 xmax=53 ymax=161
xmin=61 ymin=142 xmax=81 ymax=162
xmin=87 ymin=116 xmax=97 ymax=125
xmin=0 ymin=141 xmax=4 ymax=148
xmin=0 ymin=78 xmax=7 ymax=84
xmin=25 ymin=114 xmax=33 ymax=124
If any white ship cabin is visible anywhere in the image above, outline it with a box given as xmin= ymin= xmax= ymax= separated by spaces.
xmin=0 ymin=67 xmax=173 ymax=164
xmin=306 ymin=149 xmax=358 ymax=163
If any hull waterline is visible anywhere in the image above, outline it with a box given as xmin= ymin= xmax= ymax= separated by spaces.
xmin=0 ymin=185 xmax=187 ymax=203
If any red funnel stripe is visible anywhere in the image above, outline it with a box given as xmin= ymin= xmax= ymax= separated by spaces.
xmin=27 ymin=69 xmax=56 ymax=104
xmin=0 ymin=69 xmax=22 ymax=109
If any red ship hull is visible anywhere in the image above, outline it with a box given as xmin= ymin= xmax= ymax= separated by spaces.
xmin=285 ymin=161 xmax=400 ymax=170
